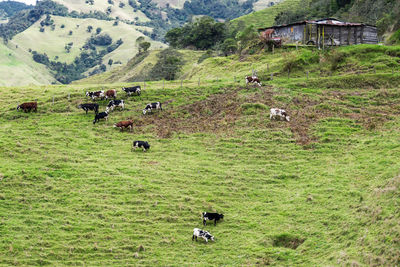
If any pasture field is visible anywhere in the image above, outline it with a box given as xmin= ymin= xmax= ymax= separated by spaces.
xmin=10 ymin=15 xmax=165 ymax=67
xmin=0 ymin=72 xmax=400 ymax=265
xmin=0 ymin=42 xmax=56 ymax=87
xmin=231 ymin=0 xmax=309 ymax=29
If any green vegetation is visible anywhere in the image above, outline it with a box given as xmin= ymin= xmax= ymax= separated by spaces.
xmin=231 ymin=0 xmax=306 ymax=29
xmin=0 ymin=1 xmax=32 ymax=18
xmin=165 ymin=16 xmax=226 ymax=50
xmin=1 ymin=53 xmax=400 ymax=264
xmin=0 ymin=41 xmax=56 ymax=86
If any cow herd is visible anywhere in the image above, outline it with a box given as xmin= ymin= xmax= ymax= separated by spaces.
xmin=16 ymin=77 xmax=291 ymax=244
xmin=82 ymin=88 xmax=159 ymax=151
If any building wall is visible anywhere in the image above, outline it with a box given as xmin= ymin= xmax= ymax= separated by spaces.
xmin=265 ymin=23 xmax=378 ymax=46
xmin=273 ymin=24 xmax=305 ymax=43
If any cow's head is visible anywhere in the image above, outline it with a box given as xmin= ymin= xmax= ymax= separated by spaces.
xmin=220 ymin=214 xmax=224 ymax=219
xmin=206 ymin=233 xmax=214 ymax=242
xmin=144 ymin=142 xmax=150 ymax=150
xmin=142 ymin=109 xmax=147 ymax=115
xmin=85 ymin=92 xmax=90 ymax=97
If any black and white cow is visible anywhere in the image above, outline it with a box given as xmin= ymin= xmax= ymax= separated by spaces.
xmin=143 ymin=102 xmax=162 ymax=115
xmin=192 ymin=228 xmax=214 ymax=243
xmin=122 ymin=86 xmax=141 ymax=96
xmin=106 ymin=100 xmax=124 ymax=112
xmin=78 ymin=103 xmax=99 ymax=114
xmin=270 ymin=108 xmax=290 ymax=122
xmin=93 ymin=111 xmax=108 ymax=124
xmin=86 ymin=90 xmax=105 ymax=100
xmin=132 ymin=141 xmax=150 ymax=152
xmin=203 ymin=212 xmax=224 ymax=226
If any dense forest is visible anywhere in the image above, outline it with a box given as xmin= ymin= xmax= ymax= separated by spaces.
xmin=0 ymin=1 xmax=32 ymax=19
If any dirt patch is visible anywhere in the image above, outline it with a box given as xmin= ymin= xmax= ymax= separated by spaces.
xmin=272 ymin=234 xmax=305 ymax=249
xmin=133 ymin=89 xmax=242 ymax=138
xmin=132 ymin=86 xmax=400 ymax=145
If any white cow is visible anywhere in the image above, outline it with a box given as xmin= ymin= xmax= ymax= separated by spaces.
xmin=270 ymin=108 xmax=290 ymax=121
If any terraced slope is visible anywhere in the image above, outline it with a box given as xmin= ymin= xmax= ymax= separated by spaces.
xmin=0 ymin=41 xmax=56 ymax=86
xmin=0 ymin=67 xmax=400 ymax=265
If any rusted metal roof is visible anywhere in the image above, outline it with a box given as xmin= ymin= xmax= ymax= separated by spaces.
xmin=258 ymin=18 xmax=376 ymax=31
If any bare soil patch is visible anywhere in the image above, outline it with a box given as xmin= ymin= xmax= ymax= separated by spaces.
xmin=132 ymin=86 xmax=400 ymax=145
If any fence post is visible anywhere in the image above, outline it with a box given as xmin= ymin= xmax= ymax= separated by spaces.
xmin=270 ymin=73 xmax=273 ymax=81
xmin=306 ymin=71 xmax=309 ymax=80
xmin=68 ymin=93 xmax=70 ymax=101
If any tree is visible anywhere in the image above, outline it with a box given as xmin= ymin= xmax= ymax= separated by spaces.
xmin=108 ymin=59 xmax=113 ymax=67
xmin=235 ymin=25 xmax=258 ymax=52
xmin=96 ymin=27 xmax=102 ymax=34
xmin=221 ymin=38 xmax=237 ymax=56
xmin=87 ymin=25 xmax=93 ymax=32
xmin=139 ymin=41 xmax=151 ymax=53
xmin=69 ymin=30 xmax=73 ymax=35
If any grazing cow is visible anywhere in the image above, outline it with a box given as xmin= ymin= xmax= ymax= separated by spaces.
xmin=86 ymin=90 xmax=105 ymax=100
xmin=114 ymin=120 xmax=133 ymax=131
xmin=202 ymin=212 xmax=224 ymax=226
xmin=17 ymin=102 xmax=37 ymax=112
xmin=245 ymin=76 xmax=262 ymax=86
xmin=78 ymin=103 xmax=99 ymax=114
xmin=122 ymin=86 xmax=141 ymax=96
xmin=270 ymin=108 xmax=290 ymax=122
xmin=192 ymin=228 xmax=214 ymax=243
xmin=93 ymin=111 xmax=108 ymax=124
xmin=142 ymin=102 xmax=162 ymax=115
xmin=132 ymin=141 xmax=150 ymax=152
xmin=105 ymin=89 xmax=117 ymax=99
xmin=106 ymin=100 xmax=124 ymax=112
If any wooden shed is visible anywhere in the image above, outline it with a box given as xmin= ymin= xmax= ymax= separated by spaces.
xmin=259 ymin=18 xmax=378 ymax=48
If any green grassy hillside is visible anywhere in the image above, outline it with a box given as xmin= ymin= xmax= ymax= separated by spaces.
xmin=76 ymin=44 xmax=400 ymax=86
xmin=1 ymin=63 xmax=400 ymax=265
xmin=0 ymin=41 xmax=56 ymax=86
xmin=53 ymin=0 xmax=149 ymax=22
xmin=9 ymin=15 xmax=166 ymax=68
xmin=232 ymin=0 xmax=309 ymax=28
xmin=76 ymin=49 xmax=206 ymax=84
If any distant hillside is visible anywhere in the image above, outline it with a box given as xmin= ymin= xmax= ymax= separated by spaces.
xmin=0 ymin=41 xmax=56 ymax=86
xmin=231 ymin=0 xmax=307 ymax=29
xmin=10 ymin=15 xmax=165 ymax=65
xmin=0 ymin=1 xmax=32 ymax=19
xmin=76 ymin=49 xmax=205 ymax=84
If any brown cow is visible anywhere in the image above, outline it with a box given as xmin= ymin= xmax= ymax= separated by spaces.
xmin=17 ymin=102 xmax=37 ymax=112
xmin=105 ymin=89 xmax=117 ymax=100
xmin=245 ymin=76 xmax=262 ymax=87
xmin=113 ymin=120 xmax=133 ymax=131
